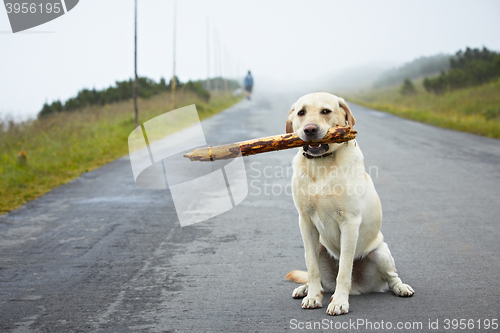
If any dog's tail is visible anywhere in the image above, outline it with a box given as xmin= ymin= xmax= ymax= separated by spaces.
xmin=285 ymin=270 xmax=308 ymax=284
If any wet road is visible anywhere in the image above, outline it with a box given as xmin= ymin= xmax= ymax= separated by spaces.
xmin=1 ymin=88 xmax=499 ymax=332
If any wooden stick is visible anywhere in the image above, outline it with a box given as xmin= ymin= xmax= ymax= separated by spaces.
xmin=183 ymin=126 xmax=357 ymax=162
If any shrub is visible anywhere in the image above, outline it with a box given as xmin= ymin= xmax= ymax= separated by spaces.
xmin=182 ymin=80 xmax=210 ymax=102
xmin=483 ymin=108 xmax=500 ymax=120
xmin=400 ymin=78 xmax=417 ymax=95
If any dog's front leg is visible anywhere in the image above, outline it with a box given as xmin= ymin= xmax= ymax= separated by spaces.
xmin=299 ymin=214 xmax=323 ymax=309
xmin=327 ymin=219 xmax=360 ymax=316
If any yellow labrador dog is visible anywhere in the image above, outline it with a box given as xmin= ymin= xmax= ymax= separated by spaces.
xmin=285 ymin=92 xmax=414 ymax=316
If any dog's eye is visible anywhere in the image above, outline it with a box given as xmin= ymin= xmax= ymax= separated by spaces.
xmin=297 ymin=110 xmax=306 ymax=116
xmin=321 ymin=109 xmax=332 ymax=115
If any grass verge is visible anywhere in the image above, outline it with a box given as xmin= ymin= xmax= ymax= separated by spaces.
xmin=0 ymin=91 xmax=242 ymax=214
xmin=345 ymin=78 xmax=500 ymax=138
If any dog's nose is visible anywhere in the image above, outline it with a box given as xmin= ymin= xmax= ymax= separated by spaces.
xmin=303 ymin=124 xmax=319 ymax=137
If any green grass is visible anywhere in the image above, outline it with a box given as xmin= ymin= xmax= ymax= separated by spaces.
xmin=345 ymin=78 xmax=500 ymax=138
xmin=0 ymin=91 xmax=242 ymax=214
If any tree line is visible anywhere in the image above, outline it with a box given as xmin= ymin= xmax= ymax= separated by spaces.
xmin=423 ymin=47 xmax=500 ymax=94
xmin=39 ymin=76 xmax=239 ymax=117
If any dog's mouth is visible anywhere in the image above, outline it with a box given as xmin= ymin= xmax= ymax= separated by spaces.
xmin=303 ymin=144 xmax=330 ymax=156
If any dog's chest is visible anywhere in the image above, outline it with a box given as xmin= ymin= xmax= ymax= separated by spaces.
xmin=295 ymin=179 xmax=346 ymax=242
xmin=311 ymin=207 xmax=342 ymax=243
xmin=293 ymin=162 xmax=360 ymax=247
xmin=294 ymin=165 xmax=352 ymax=212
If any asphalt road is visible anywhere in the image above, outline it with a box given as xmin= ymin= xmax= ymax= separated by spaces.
xmin=1 ymin=88 xmax=499 ymax=332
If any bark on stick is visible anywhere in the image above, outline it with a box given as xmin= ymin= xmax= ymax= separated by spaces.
xmin=183 ymin=126 xmax=357 ymax=162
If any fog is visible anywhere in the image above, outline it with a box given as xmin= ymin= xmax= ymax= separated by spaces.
xmin=1 ymin=0 xmax=499 ymax=119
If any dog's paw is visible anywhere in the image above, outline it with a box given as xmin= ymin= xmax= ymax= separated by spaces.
xmin=326 ymin=299 xmax=349 ymax=316
xmin=292 ymin=284 xmax=308 ymax=299
xmin=301 ymin=295 xmax=322 ymax=309
xmin=392 ymin=283 xmax=414 ymax=297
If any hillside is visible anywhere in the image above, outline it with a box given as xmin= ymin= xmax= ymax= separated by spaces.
xmin=373 ymin=54 xmax=450 ymax=88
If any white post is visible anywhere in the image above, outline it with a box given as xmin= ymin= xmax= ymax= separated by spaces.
xmin=133 ymin=0 xmax=138 ymax=127
xmin=171 ymin=0 xmax=177 ymax=108
xmin=206 ymin=17 xmax=210 ymax=91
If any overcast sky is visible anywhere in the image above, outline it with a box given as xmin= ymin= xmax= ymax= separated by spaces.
xmin=1 ymin=0 xmax=499 ymax=119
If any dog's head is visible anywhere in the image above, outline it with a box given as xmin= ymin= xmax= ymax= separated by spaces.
xmin=286 ymin=92 xmax=355 ymax=157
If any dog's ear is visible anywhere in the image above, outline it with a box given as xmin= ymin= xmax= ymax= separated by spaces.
xmin=286 ymin=104 xmax=295 ymax=133
xmin=339 ymin=98 xmax=355 ymax=127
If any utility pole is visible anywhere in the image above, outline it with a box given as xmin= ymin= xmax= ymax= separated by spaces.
xmin=219 ymin=34 xmax=224 ymax=92
xmin=171 ymin=0 xmax=177 ymax=109
xmin=213 ymin=27 xmax=218 ymax=92
xmin=206 ymin=17 xmax=210 ymax=91
xmin=236 ymin=55 xmax=240 ymax=87
xmin=224 ymin=46 xmax=228 ymax=92
xmin=133 ymin=0 xmax=138 ymax=127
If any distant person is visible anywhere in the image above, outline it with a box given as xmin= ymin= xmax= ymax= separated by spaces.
xmin=243 ymin=71 xmax=254 ymax=100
